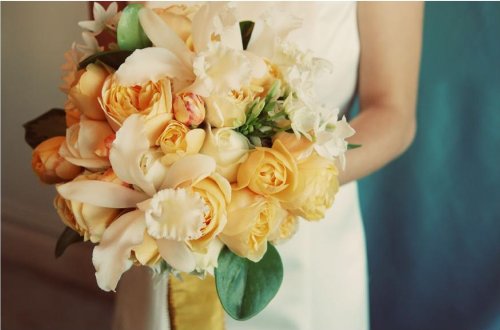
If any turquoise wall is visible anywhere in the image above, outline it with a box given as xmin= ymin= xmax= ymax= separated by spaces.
xmin=359 ymin=3 xmax=500 ymax=330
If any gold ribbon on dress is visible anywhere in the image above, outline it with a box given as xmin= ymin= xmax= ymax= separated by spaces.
xmin=168 ymin=273 xmax=225 ymax=330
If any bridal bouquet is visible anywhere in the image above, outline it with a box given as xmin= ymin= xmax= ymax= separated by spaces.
xmin=27 ymin=2 xmax=356 ymax=322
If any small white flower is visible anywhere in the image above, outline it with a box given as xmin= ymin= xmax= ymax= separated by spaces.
xmin=76 ymin=32 xmax=104 ymax=59
xmin=314 ymin=111 xmax=356 ymax=169
xmin=283 ymin=95 xmax=319 ymax=140
xmin=78 ymin=2 xmax=118 ymax=35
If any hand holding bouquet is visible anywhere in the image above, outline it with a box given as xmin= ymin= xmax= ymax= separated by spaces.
xmin=27 ymin=2 xmax=357 ymax=320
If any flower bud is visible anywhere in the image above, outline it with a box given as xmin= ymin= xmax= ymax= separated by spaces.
xmin=173 ymin=92 xmax=206 ymax=127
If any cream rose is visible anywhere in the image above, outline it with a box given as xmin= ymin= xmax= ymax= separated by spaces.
xmin=204 ymin=91 xmax=250 ymax=128
xmin=236 ymin=140 xmax=298 ymax=202
xmin=59 ymin=116 xmax=114 ymax=170
xmin=220 ymin=188 xmax=283 ymax=262
xmin=273 ymin=131 xmax=313 ymax=161
xmin=200 ymin=127 xmax=249 ymax=183
xmin=68 ymin=64 xmax=109 ymax=121
xmin=155 ymin=120 xmax=205 ymax=165
xmin=188 ymin=173 xmax=231 ymax=252
xmin=54 ymin=169 xmax=124 ymax=243
xmin=32 ymin=137 xmax=81 ymax=184
xmin=100 ymin=74 xmax=173 ymax=130
xmin=282 ymin=152 xmax=339 ymax=220
xmin=268 ymin=212 xmax=299 ymax=244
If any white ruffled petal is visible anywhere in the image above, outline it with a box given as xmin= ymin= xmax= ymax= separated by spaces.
xmin=92 ymin=210 xmax=146 ymax=291
xmin=156 ymin=239 xmax=196 ymax=273
xmin=57 ymin=180 xmax=148 ymax=208
xmin=189 ymin=43 xmax=251 ymax=96
xmin=144 ymin=188 xmax=206 ymax=241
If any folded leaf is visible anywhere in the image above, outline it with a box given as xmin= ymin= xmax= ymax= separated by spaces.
xmin=78 ymin=50 xmax=134 ymax=70
xmin=23 ymin=109 xmax=66 ymax=149
xmin=215 ymin=243 xmax=283 ymax=320
xmin=55 ymin=226 xmax=83 ymax=258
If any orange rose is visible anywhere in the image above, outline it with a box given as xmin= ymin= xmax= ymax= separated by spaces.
xmin=32 ymin=137 xmax=81 ymax=184
xmin=68 ymin=64 xmax=109 ymax=120
xmin=236 ymin=140 xmax=298 ymax=202
xmin=100 ymin=74 xmax=173 ymax=130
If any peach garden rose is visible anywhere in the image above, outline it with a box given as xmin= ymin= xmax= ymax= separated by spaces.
xmin=32 ymin=136 xmax=81 ymax=184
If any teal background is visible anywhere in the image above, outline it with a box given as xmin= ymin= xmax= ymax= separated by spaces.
xmin=359 ymin=3 xmax=500 ymax=330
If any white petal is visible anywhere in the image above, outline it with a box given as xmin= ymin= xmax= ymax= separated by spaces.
xmin=138 ymin=8 xmax=193 ymax=69
xmin=57 ymin=180 xmax=148 ymax=208
xmin=192 ymin=3 xmax=241 ymax=52
xmin=156 ymin=239 xmax=195 ymax=273
xmin=144 ymin=188 xmax=206 ymax=241
xmin=78 ymin=20 xmax=100 ymax=33
xmin=110 ymin=115 xmax=156 ymax=196
xmin=115 ymin=47 xmax=194 ymax=90
xmin=92 ymin=210 xmax=146 ymax=291
xmin=161 ymin=154 xmax=216 ymax=189
xmin=189 ymin=43 xmax=251 ymax=96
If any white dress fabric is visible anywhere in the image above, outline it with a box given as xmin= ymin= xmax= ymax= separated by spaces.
xmin=226 ymin=3 xmax=369 ymax=330
xmin=113 ymin=3 xmax=368 ymax=330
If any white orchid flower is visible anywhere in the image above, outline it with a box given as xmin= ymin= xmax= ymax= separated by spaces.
xmin=76 ymin=32 xmax=104 ymax=59
xmin=57 ymin=115 xmax=220 ymax=291
xmin=114 ymin=4 xmax=265 ymax=97
xmin=79 ymin=2 xmax=119 ymax=35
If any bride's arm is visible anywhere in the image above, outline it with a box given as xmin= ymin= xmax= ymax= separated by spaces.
xmin=339 ymin=2 xmax=424 ymax=184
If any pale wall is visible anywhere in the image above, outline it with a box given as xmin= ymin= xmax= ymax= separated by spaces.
xmin=2 ymin=2 xmax=88 ymax=236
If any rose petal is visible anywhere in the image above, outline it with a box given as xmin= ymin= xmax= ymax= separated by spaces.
xmin=57 ymin=180 xmax=148 ymax=208
xmin=185 ymin=129 xmax=206 ymax=154
xmin=92 ymin=210 xmax=146 ymax=291
xmin=156 ymin=238 xmax=196 ymax=273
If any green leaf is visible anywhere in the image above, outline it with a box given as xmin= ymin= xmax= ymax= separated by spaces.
xmin=347 ymin=143 xmax=362 ymax=150
xmin=117 ymin=4 xmax=152 ymax=51
xmin=55 ymin=227 xmax=83 ymax=258
xmin=23 ymin=109 xmax=66 ymax=149
xmin=78 ymin=49 xmax=133 ymax=70
xmin=215 ymin=243 xmax=283 ymax=320
xmin=239 ymin=21 xmax=255 ymax=50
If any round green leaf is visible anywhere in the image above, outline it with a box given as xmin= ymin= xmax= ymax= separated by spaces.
xmin=215 ymin=243 xmax=283 ymax=320
xmin=117 ymin=4 xmax=151 ymax=51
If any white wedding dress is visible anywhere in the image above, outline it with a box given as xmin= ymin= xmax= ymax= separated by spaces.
xmin=113 ymin=2 xmax=369 ymax=330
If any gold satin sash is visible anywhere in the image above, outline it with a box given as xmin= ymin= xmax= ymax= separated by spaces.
xmin=168 ymin=274 xmax=225 ymax=330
